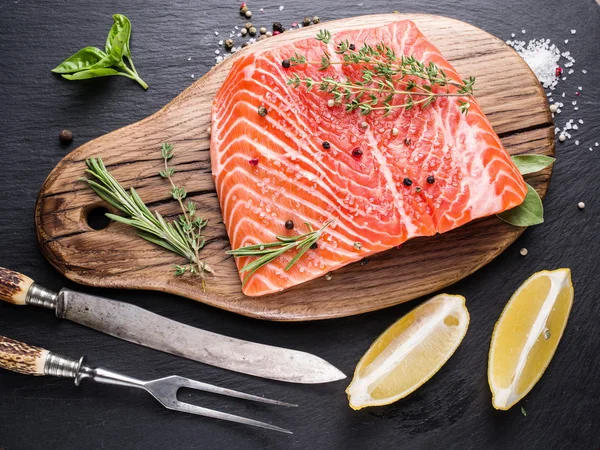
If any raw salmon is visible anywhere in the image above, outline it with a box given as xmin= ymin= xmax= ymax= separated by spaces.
xmin=211 ymin=19 xmax=527 ymax=296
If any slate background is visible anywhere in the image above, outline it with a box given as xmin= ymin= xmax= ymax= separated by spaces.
xmin=0 ymin=0 xmax=599 ymax=449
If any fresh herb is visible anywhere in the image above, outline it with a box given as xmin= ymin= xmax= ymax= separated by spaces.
xmin=226 ymin=220 xmax=333 ymax=285
xmin=82 ymin=148 xmax=213 ymax=285
xmin=496 ymin=155 xmax=555 ymax=227
xmin=285 ymin=30 xmax=475 ymax=116
xmin=52 ymin=14 xmax=147 ymax=89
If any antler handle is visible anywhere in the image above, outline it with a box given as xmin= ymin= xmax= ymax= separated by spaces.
xmin=0 ymin=267 xmax=34 ymax=305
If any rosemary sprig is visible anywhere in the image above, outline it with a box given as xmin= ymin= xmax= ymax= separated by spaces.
xmin=82 ymin=148 xmax=213 ymax=284
xmin=226 ymin=219 xmax=333 ymax=285
xmin=286 ymin=30 xmax=476 ymax=116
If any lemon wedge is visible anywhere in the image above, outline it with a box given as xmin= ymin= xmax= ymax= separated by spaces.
xmin=488 ymin=268 xmax=574 ymax=410
xmin=346 ymin=294 xmax=469 ymax=410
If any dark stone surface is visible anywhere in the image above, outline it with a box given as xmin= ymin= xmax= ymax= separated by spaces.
xmin=0 ymin=1 xmax=598 ymax=449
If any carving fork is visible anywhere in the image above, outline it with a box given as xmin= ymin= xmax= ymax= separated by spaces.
xmin=0 ymin=335 xmax=295 ymax=434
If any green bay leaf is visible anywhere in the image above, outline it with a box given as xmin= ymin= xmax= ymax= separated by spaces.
xmin=511 ymin=155 xmax=555 ymax=175
xmin=497 ymin=183 xmax=544 ymax=227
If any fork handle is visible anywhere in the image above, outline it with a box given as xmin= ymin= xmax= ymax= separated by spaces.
xmin=0 ymin=335 xmax=83 ymax=379
xmin=0 ymin=335 xmax=49 ymax=375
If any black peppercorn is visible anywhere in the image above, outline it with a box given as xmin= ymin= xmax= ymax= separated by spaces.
xmin=285 ymin=220 xmax=294 ymax=230
xmin=258 ymin=106 xmax=268 ymax=117
xmin=427 ymin=175 xmax=435 ymax=184
xmin=282 ymin=59 xmax=291 ymax=68
xmin=404 ymin=137 xmax=411 ymax=145
xmin=349 ymin=43 xmax=356 ymax=51
xmin=360 ymin=258 xmax=369 ymax=266
xmin=403 ymin=177 xmax=413 ymax=186
xmin=272 ymin=21 xmax=285 ymax=33
xmin=58 ymin=129 xmax=73 ymax=144
xmin=310 ymin=242 xmax=318 ymax=250
xmin=312 ymin=16 xmax=320 ymax=24
xmin=322 ymin=141 xmax=331 ymax=150
xmin=352 ymin=148 xmax=363 ymax=158
xmin=302 ymin=17 xmax=312 ymax=26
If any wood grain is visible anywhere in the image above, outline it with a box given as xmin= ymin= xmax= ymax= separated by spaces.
xmin=35 ymin=14 xmax=554 ymax=321
xmin=0 ymin=335 xmax=48 ymax=375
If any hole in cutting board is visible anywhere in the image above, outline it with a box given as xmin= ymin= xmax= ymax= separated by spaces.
xmin=86 ymin=206 xmax=111 ymax=230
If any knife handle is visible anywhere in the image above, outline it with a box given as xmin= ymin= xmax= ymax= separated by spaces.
xmin=0 ymin=335 xmax=84 ymax=380
xmin=0 ymin=267 xmax=34 ymax=305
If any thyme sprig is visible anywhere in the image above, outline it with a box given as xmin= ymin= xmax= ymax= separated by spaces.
xmin=286 ymin=30 xmax=476 ymax=116
xmin=226 ymin=219 xmax=333 ymax=285
xmin=82 ymin=146 xmax=213 ymax=285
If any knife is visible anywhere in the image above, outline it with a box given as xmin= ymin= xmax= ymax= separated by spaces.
xmin=0 ymin=267 xmax=346 ymax=384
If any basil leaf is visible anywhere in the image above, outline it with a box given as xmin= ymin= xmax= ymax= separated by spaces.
xmin=62 ymin=68 xmax=125 ymax=80
xmin=511 ymin=155 xmax=555 ymax=175
xmin=497 ymin=183 xmax=544 ymax=227
xmin=105 ymin=14 xmax=131 ymax=60
xmin=51 ymin=46 xmax=107 ymax=74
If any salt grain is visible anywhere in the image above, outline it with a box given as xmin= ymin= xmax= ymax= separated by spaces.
xmin=571 ymin=29 xmax=576 ymax=34
xmin=522 ymin=29 xmax=526 ymax=34
xmin=506 ymin=37 xmax=562 ymax=88
xmin=279 ymin=5 xmax=284 ymax=11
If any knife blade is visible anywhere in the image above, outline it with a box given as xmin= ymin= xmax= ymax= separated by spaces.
xmin=0 ymin=267 xmax=346 ymax=384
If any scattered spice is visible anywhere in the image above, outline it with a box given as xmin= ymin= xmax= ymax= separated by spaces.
xmin=245 ymin=10 xmax=253 ymax=18
xmin=302 ymin=17 xmax=311 ymax=26
xmin=240 ymin=28 xmax=248 ymax=36
xmin=427 ymin=175 xmax=435 ymax=184
xmin=415 ymin=186 xmax=422 ymax=193
xmin=354 ymin=242 xmax=362 ymax=250
xmin=360 ymin=258 xmax=369 ymax=266
xmin=327 ymin=99 xmax=335 ymax=107
xmin=245 ymin=22 xmax=253 ymax=29
xmin=555 ymin=67 xmax=563 ymax=77
xmin=259 ymin=27 xmax=267 ymax=35
xmin=258 ymin=106 xmax=268 ymax=116
xmin=403 ymin=178 xmax=412 ymax=187
xmin=273 ymin=21 xmax=285 ymax=33
xmin=282 ymin=59 xmax=291 ymax=68
xmin=577 ymin=202 xmax=585 ymax=210
xmin=206 ymin=126 xmax=211 ymax=135
xmin=224 ymin=39 xmax=234 ymax=50
xmin=58 ymin=129 xmax=73 ymax=144
xmin=349 ymin=43 xmax=356 ymax=51
xmin=325 ymin=272 xmax=333 ymax=281
xmin=360 ymin=121 xmax=368 ymax=129
xmin=248 ymin=157 xmax=259 ymax=166
xmin=404 ymin=138 xmax=411 ymax=145
xmin=312 ymin=16 xmax=320 ymax=24
xmin=310 ymin=242 xmax=318 ymax=250
xmin=520 ymin=248 xmax=528 ymax=256
xmin=391 ymin=127 xmax=399 ymax=136
xmin=265 ymin=31 xmax=273 ymax=37
xmin=549 ymin=103 xmax=558 ymax=113
xmin=352 ymin=148 xmax=363 ymax=158
xmin=285 ymin=220 xmax=295 ymax=229
xmin=273 ymin=30 xmax=281 ymax=36
xmin=248 ymin=26 xmax=257 ymax=36
xmin=322 ymin=141 xmax=331 ymax=150
xmin=239 ymin=3 xmax=248 ymax=15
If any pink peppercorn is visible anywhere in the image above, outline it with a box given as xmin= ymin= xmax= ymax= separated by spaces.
xmin=249 ymin=157 xmax=259 ymax=166
xmin=273 ymin=30 xmax=281 ymax=36
xmin=555 ymin=67 xmax=563 ymax=77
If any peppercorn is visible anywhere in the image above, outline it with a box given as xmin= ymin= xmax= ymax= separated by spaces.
xmin=403 ymin=177 xmax=412 ymax=186
xmin=285 ymin=220 xmax=294 ymax=230
xmin=427 ymin=175 xmax=435 ymax=184
xmin=245 ymin=22 xmax=253 ymax=29
xmin=257 ymin=35 xmax=268 ymax=41
xmin=265 ymin=31 xmax=273 ymax=37
xmin=248 ymin=26 xmax=257 ymax=36
xmin=310 ymin=243 xmax=318 ymax=250
xmin=282 ymin=59 xmax=291 ymax=68
xmin=312 ymin=16 xmax=320 ymax=24
xmin=272 ymin=30 xmax=281 ymax=36
xmin=555 ymin=67 xmax=563 ymax=77
xmin=258 ymin=106 xmax=268 ymax=116
xmin=239 ymin=3 xmax=248 ymax=14
xmin=352 ymin=148 xmax=363 ymax=158
xmin=354 ymin=242 xmax=362 ymax=250
xmin=245 ymin=10 xmax=253 ymax=18
xmin=259 ymin=27 xmax=267 ymax=34
xmin=360 ymin=258 xmax=369 ymax=266
xmin=404 ymin=137 xmax=411 ymax=145
xmin=349 ymin=43 xmax=356 ymax=51
xmin=248 ymin=157 xmax=259 ymax=166
xmin=241 ymin=42 xmax=249 ymax=48
xmin=272 ymin=21 xmax=285 ymax=33
xmin=224 ymin=39 xmax=234 ymax=49
xmin=322 ymin=141 xmax=331 ymax=150
xmin=58 ymin=129 xmax=73 ymax=144
xmin=302 ymin=17 xmax=311 ymax=26
xmin=415 ymin=186 xmax=422 ymax=193
xmin=240 ymin=28 xmax=248 ymax=36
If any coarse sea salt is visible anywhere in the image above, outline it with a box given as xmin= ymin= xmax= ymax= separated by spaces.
xmin=506 ymin=38 xmax=561 ymax=88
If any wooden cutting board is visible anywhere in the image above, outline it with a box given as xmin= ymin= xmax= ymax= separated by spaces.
xmin=35 ymin=13 xmax=554 ymax=321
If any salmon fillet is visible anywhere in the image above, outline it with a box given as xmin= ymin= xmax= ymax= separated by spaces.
xmin=211 ymin=19 xmax=527 ymax=296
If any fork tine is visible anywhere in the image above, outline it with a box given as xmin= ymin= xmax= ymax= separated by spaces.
xmin=175 ymin=376 xmax=297 ymax=407
xmin=166 ymin=400 xmax=293 ymax=434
